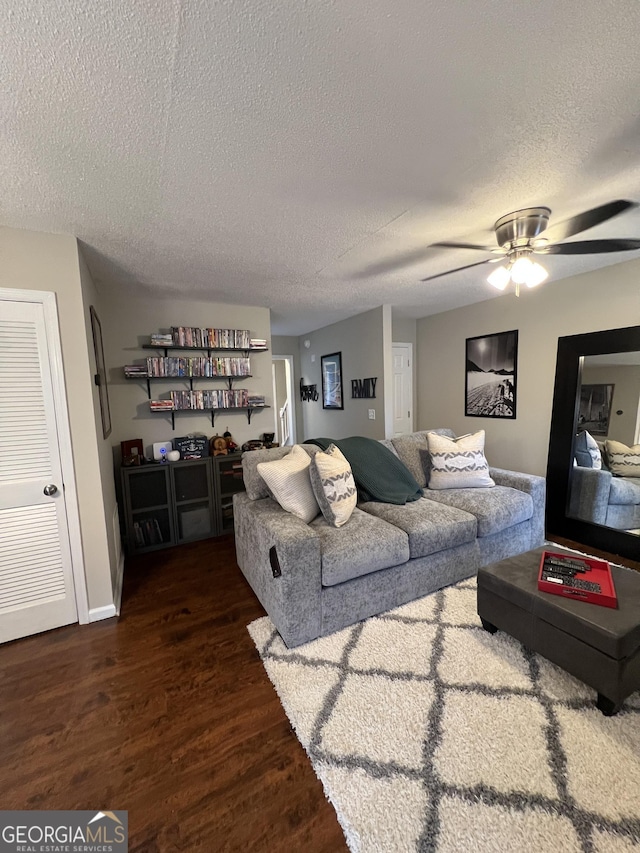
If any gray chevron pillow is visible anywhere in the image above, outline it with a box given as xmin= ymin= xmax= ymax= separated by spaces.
xmin=309 ymin=444 xmax=357 ymax=527
xmin=426 ymin=430 xmax=495 ymax=490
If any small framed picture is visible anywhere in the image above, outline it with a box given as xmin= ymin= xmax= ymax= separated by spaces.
xmin=465 ymin=330 xmax=518 ymax=419
xmin=90 ymin=306 xmax=112 ymax=438
xmin=577 ymin=384 xmax=614 ymax=436
xmin=121 ymin=439 xmax=144 ymax=467
xmin=321 ymin=352 xmax=344 ymax=410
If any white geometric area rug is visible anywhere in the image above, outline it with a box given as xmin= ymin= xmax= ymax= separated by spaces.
xmin=248 ymin=579 xmax=640 ymax=853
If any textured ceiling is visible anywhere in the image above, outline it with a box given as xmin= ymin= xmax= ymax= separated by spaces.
xmin=3 ymin=1 xmax=640 ymax=335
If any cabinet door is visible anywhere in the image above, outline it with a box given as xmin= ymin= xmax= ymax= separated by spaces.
xmin=122 ymin=466 xmax=175 ymax=553
xmin=213 ymin=453 xmax=245 ymax=534
xmin=171 ymin=458 xmax=216 ymax=543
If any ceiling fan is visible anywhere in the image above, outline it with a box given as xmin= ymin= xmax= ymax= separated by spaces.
xmin=422 ymin=199 xmax=640 ymax=295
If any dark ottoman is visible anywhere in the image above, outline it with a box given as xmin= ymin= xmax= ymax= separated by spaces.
xmin=477 ymin=546 xmax=640 ymax=715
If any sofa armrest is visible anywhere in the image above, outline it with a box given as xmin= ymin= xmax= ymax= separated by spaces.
xmin=489 ymin=467 xmax=546 ymax=547
xmin=567 ymin=466 xmax=612 ymax=525
xmin=233 ymin=493 xmax=322 ymax=647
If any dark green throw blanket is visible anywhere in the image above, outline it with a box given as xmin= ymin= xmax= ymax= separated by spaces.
xmin=307 ymin=436 xmax=422 ymax=504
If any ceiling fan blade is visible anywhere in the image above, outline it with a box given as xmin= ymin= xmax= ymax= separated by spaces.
xmin=536 ymin=238 xmax=640 ymax=255
xmin=541 ymin=200 xmax=636 ymax=243
xmin=430 ymin=241 xmax=499 ymax=252
xmin=420 ymin=259 xmax=495 ymax=282
xmin=353 ymin=245 xmax=447 ymax=277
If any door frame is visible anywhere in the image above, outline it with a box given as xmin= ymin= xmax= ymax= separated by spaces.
xmin=271 ymin=354 xmax=296 ymax=446
xmin=1 ymin=287 xmax=88 ymax=623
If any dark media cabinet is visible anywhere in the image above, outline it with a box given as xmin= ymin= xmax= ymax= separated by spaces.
xmin=121 ymin=453 xmax=244 ymax=555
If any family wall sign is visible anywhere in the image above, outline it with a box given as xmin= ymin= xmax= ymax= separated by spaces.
xmin=351 ymin=377 xmax=377 ymax=399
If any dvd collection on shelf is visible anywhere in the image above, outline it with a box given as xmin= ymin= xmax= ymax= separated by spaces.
xmin=144 ymin=356 xmax=251 ymax=378
xmin=149 ymin=390 xmax=267 ymax=412
xmin=171 ymin=389 xmax=250 ymax=410
xmin=133 ymin=518 xmax=164 ymax=547
xmin=169 ymin=327 xmax=254 ymax=349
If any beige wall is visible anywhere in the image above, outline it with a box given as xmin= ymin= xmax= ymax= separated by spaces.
xmin=300 ymin=307 xmax=388 ymax=441
xmin=99 ymin=296 xmax=272 ymax=455
xmin=0 ymin=227 xmax=114 ymax=612
xmin=416 ymin=257 xmax=640 ymax=475
xmin=582 ymin=363 xmax=640 ymax=446
xmin=77 ymin=248 xmax=121 ymax=597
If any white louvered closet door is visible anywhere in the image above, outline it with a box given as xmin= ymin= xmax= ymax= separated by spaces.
xmin=0 ymin=298 xmax=77 ymax=643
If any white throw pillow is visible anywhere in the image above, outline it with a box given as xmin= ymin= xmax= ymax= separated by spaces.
xmin=584 ymin=431 xmax=603 ymax=470
xmin=309 ymin=444 xmax=357 ymax=527
xmin=426 ymin=430 xmax=495 ymax=490
xmin=257 ymin=445 xmax=320 ymax=523
xmin=604 ymin=439 xmax=640 ymax=477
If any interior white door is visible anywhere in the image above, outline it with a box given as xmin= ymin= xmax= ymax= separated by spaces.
xmin=392 ymin=343 xmax=413 ymax=436
xmin=0 ymin=297 xmax=78 ymax=643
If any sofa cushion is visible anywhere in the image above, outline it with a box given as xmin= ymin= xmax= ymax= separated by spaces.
xmin=309 ymin=444 xmax=357 ymax=527
xmin=391 ymin=433 xmax=429 ymax=488
xmin=423 ymin=486 xmax=533 ymax=537
xmin=605 ymin=439 xmax=640 ymax=478
xmin=426 ymin=430 xmax=495 ymax=489
xmin=390 ymin=429 xmax=456 ymax=488
xmin=310 ymin=508 xmax=410 ymax=586
xmin=608 ymin=476 xmax=640 ymax=505
xmin=256 ymin=445 xmax=320 ymax=523
xmin=575 ymin=431 xmax=602 ymax=469
xmin=242 ymin=444 xmax=320 ymax=500
xmin=359 ymin=497 xmax=477 ymax=559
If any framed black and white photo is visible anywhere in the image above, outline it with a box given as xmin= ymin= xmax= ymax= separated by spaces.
xmin=577 ymin=383 xmax=614 ymax=436
xmin=90 ymin=305 xmax=112 ymax=438
xmin=321 ymin=352 xmax=344 ymax=410
xmin=465 ymin=330 xmax=518 ymax=419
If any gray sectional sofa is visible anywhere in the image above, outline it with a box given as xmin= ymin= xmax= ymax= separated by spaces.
xmin=569 ymin=466 xmax=640 ymax=530
xmin=234 ymin=429 xmax=546 ymax=647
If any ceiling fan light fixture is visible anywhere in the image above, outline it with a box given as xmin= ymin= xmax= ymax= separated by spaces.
xmin=524 ymin=261 xmax=549 ymax=288
xmin=510 ymin=254 xmax=535 ymax=284
xmin=487 ymin=265 xmax=511 ymax=290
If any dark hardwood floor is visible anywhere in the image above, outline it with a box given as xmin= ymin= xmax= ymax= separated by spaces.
xmin=2 ymin=535 xmax=637 ymax=852
xmin=0 ymin=536 xmax=347 ymax=853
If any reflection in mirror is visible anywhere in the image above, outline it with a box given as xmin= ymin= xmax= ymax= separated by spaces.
xmin=568 ymin=352 xmax=640 ymax=536
xmin=546 ymin=325 xmax=640 ymax=563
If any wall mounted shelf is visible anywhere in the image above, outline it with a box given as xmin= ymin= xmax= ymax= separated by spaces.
xmin=149 ymin=404 xmax=270 ymax=429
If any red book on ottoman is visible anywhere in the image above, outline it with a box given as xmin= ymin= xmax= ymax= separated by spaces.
xmin=538 ymin=550 xmax=618 ymax=608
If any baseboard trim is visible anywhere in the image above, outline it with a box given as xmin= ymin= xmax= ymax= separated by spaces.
xmin=88 ymin=604 xmax=117 ymax=622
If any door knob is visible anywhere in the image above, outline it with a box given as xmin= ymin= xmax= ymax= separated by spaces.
xmin=43 ymin=484 xmax=58 ymax=496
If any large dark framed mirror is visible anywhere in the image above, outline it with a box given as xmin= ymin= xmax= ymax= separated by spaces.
xmin=546 ymin=325 xmax=640 ymax=562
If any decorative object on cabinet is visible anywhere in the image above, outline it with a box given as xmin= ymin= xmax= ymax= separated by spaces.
xmin=121 ymin=438 xmax=144 ymax=467
xmin=90 ymin=306 xmax=112 ymax=438
xmin=321 ymin=352 xmax=343 ymax=410
xmin=211 ymin=435 xmax=229 ymax=456
xmin=153 ymin=440 xmax=173 ymax=461
xmin=223 ymin=428 xmax=238 ymax=452
xmin=173 ymin=435 xmax=209 ymax=459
